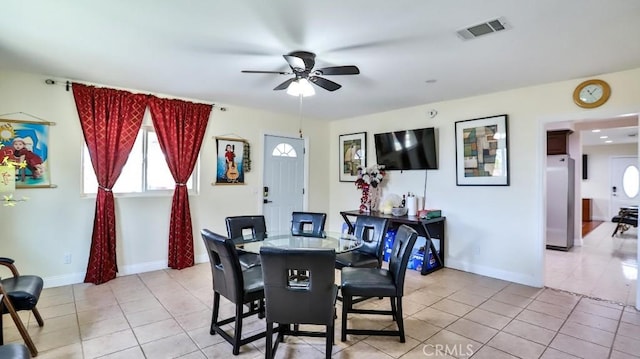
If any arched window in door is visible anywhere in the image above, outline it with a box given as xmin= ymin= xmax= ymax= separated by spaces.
xmin=272 ymin=143 xmax=298 ymax=157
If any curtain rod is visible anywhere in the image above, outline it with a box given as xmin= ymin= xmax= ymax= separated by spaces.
xmin=43 ymin=78 xmax=223 ymax=109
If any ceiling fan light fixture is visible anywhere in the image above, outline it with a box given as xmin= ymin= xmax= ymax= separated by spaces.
xmin=287 ymin=78 xmax=315 ymax=97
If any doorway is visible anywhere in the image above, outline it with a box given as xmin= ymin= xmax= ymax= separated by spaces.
xmin=610 ymin=156 xmax=639 ymax=218
xmin=543 ymin=116 xmax=639 ymax=308
xmin=262 ymin=134 xmax=305 ymax=233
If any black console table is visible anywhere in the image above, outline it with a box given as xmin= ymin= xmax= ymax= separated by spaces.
xmin=340 ymin=210 xmax=446 ymax=275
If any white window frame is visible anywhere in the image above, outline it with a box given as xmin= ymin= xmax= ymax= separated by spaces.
xmin=81 ymin=125 xmax=199 ymax=197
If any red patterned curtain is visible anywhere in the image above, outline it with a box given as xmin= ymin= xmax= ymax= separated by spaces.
xmin=73 ymin=83 xmax=147 ymax=284
xmin=148 ymin=97 xmax=211 ymax=269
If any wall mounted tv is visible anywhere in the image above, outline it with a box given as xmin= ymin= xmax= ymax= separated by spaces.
xmin=374 ymin=127 xmax=438 ymax=170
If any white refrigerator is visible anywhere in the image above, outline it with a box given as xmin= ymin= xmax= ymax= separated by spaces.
xmin=546 ymin=154 xmax=575 ymax=250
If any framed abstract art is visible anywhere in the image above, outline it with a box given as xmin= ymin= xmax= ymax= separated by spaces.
xmin=455 ymin=114 xmax=509 ymax=186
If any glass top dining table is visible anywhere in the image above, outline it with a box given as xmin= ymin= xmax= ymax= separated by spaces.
xmin=231 ymin=231 xmax=362 ymax=254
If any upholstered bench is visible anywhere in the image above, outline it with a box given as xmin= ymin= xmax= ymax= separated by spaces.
xmin=611 ymin=208 xmax=638 ymax=237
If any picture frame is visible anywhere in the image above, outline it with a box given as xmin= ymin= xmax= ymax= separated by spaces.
xmin=455 ymin=114 xmax=509 ymax=186
xmin=0 ymin=119 xmax=52 ymax=188
xmin=215 ymin=137 xmax=247 ymax=185
xmin=339 ymin=132 xmax=366 ymax=182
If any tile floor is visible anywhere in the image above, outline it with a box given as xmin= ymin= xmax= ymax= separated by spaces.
xmin=546 ymin=221 xmax=638 ymax=306
xmin=2 ymin=232 xmax=638 ymax=358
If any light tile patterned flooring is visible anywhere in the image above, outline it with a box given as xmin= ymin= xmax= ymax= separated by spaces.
xmin=1 ymin=226 xmax=638 ymax=358
xmin=546 ymin=221 xmax=638 ymax=306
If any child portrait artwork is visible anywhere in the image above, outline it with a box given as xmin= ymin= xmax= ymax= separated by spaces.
xmin=0 ymin=120 xmax=51 ymax=188
xmin=215 ymin=137 xmax=246 ymax=184
xmin=339 ymin=132 xmax=367 ymax=182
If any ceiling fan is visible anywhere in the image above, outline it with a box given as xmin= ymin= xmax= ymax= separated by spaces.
xmin=241 ymin=51 xmax=360 ymax=93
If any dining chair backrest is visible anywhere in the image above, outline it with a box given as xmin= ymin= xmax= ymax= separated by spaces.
xmin=291 ymin=212 xmax=327 ymax=237
xmin=201 ymin=229 xmax=245 ymax=303
xmin=352 ymin=216 xmax=390 ymax=263
xmin=387 ymin=225 xmax=418 ymax=297
xmin=260 ymin=247 xmax=337 ymax=325
xmin=225 ymin=215 xmax=267 ymax=240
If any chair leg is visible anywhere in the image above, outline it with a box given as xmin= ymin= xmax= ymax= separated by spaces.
xmin=332 ymin=309 xmax=336 ymax=345
xmin=612 ymin=223 xmax=621 ymax=237
xmin=266 ymin=322 xmax=274 ymax=359
xmin=32 ymin=307 xmax=44 ymax=327
xmin=390 ymin=297 xmax=397 ymax=321
xmin=325 ymin=324 xmax=333 ymax=359
xmin=396 ymin=297 xmax=405 ymax=343
xmin=210 ymin=292 xmax=220 ymax=335
xmin=1 ymin=292 xmax=38 ymax=357
xmin=233 ymin=302 xmax=244 ymax=355
xmin=341 ymin=295 xmax=350 ymax=342
xmin=258 ymin=298 xmax=265 ymax=319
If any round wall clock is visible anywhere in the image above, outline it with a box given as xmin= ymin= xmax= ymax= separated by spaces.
xmin=573 ymin=79 xmax=611 ymax=108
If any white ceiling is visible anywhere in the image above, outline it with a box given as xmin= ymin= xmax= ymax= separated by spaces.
xmin=1 ymin=1 xmax=640 ymax=120
xmin=582 ymin=126 xmax=638 ymax=147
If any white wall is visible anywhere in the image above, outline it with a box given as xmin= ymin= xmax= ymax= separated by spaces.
xmin=329 ymin=67 xmax=640 ymax=287
xmin=0 ymin=70 xmax=330 ymax=286
xmin=582 ymin=143 xmax=638 ymax=221
xmin=2 ymin=66 xmax=638 ymax=298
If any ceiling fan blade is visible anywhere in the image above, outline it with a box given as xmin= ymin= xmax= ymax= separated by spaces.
xmin=315 ymin=65 xmax=360 ymax=75
xmin=273 ymin=78 xmax=295 ymax=91
xmin=241 ymin=70 xmax=291 ymax=75
xmin=309 ymin=76 xmax=342 ymax=91
xmin=283 ymin=54 xmax=307 ymax=71
xmin=286 ymin=51 xmax=316 ymax=72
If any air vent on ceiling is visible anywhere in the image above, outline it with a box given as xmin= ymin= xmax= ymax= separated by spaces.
xmin=456 ymin=17 xmax=511 ymax=40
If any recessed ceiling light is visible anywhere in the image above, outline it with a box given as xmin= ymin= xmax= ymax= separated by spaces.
xmin=600 ymin=136 xmax=608 ymax=139
xmin=591 ymin=129 xmax=601 ymax=133
xmin=605 ymin=140 xmax=613 ymax=143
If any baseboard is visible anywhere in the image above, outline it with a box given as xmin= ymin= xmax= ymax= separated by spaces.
xmin=119 ymin=260 xmax=168 ymax=276
xmin=43 ymin=255 xmax=211 ymax=288
xmin=195 ymin=254 xmax=209 ymax=264
xmin=43 ymin=272 xmax=87 ymax=288
xmin=446 ymin=258 xmax=542 ymax=288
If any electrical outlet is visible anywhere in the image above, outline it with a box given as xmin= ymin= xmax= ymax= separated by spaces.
xmin=474 ymin=246 xmax=481 ymax=256
xmin=63 ymin=252 xmax=72 ymax=264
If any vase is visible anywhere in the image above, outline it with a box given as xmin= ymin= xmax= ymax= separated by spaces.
xmin=359 ymin=184 xmax=371 ymax=212
xmin=369 ymin=185 xmax=381 ymax=212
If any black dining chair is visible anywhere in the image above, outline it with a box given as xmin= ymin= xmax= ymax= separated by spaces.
xmin=335 ymin=216 xmax=390 ymax=269
xmin=225 ymin=215 xmax=267 ymax=269
xmin=340 ymin=224 xmax=418 ymax=343
xmin=260 ymin=247 xmax=338 ymax=359
xmin=200 ymin=229 xmax=266 ymax=355
xmin=291 ymin=212 xmax=326 ymax=237
xmin=0 ymin=344 xmax=30 ymax=359
xmin=0 ymin=257 xmax=44 ymax=357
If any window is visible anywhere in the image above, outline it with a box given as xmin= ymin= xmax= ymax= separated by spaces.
xmin=271 ymin=143 xmax=297 ymax=157
xmin=82 ymin=127 xmax=196 ymax=195
xmin=622 ymin=165 xmax=639 ymax=198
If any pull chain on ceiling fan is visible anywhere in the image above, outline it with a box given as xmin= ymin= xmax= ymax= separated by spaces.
xmin=241 ymin=51 xmax=360 ymax=96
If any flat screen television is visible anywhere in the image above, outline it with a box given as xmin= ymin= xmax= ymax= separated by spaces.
xmin=374 ymin=127 xmax=438 ymax=170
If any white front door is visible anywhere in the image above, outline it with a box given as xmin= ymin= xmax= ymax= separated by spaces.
xmin=610 ymin=156 xmax=639 ymax=218
xmin=263 ymin=135 xmax=305 ymax=233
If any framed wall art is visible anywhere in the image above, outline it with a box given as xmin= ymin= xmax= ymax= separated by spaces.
xmin=0 ymin=118 xmax=52 ymax=188
xmin=215 ymin=137 xmax=247 ymax=185
xmin=455 ymin=114 xmax=509 ymax=186
xmin=339 ymin=132 xmax=366 ymax=182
